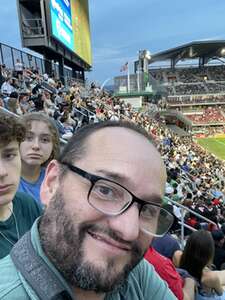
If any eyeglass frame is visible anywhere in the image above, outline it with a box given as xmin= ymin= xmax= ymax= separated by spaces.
xmin=60 ymin=162 xmax=174 ymax=235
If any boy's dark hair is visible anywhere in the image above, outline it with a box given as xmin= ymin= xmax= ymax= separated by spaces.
xmin=0 ymin=114 xmax=25 ymax=146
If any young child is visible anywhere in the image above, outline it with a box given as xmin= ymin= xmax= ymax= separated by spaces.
xmin=0 ymin=114 xmax=42 ymax=259
xmin=18 ymin=112 xmax=60 ymax=204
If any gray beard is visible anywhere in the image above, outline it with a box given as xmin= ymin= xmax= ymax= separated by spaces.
xmin=39 ymin=191 xmax=144 ymax=293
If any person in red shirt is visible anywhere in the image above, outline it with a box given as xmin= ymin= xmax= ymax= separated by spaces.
xmin=145 ymin=247 xmax=195 ymax=300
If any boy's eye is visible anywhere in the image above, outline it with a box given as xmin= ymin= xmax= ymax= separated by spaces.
xmin=4 ymin=153 xmax=17 ymax=160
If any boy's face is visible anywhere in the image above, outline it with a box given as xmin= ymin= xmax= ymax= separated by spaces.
xmin=0 ymin=141 xmax=21 ymax=206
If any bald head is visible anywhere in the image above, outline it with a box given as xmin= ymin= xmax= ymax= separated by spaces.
xmin=59 ymin=120 xmax=158 ymax=163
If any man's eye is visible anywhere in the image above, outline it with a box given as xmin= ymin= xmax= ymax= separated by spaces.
xmin=96 ymin=185 xmax=114 ymax=197
xmin=93 ymin=182 xmax=125 ymax=202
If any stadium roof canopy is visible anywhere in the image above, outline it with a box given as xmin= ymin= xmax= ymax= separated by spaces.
xmin=149 ymin=40 xmax=225 ymax=66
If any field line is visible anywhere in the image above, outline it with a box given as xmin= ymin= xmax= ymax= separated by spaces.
xmin=215 ymin=140 xmax=225 ymax=147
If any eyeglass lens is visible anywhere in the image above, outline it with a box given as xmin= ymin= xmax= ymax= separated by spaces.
xmin=88 ymin=179 xmax=173 ymax=236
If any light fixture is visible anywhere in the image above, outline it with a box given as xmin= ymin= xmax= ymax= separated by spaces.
xmin=220 ymin=48 xmax=225 ymax=56
xmin=145 ymin=50 xmax=151 ymax=60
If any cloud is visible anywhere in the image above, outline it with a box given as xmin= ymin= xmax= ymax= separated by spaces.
xmin=93 ymin=45 xmax=136 ymax=65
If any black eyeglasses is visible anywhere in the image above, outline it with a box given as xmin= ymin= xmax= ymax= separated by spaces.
xmin=61 ymin=162 xmax=174 ymax=237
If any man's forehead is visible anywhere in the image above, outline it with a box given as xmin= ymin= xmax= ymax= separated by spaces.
xmin=73 ymin=127 xmax=166 ymax=194
xmin=85 ymin=126 xmax=155 ymax=150
xmin=83 ymin=127 xmax=161 ymax=165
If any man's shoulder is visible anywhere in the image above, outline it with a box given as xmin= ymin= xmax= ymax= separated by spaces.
xmin=122 ymin=259 xmax=176 ymax=299
xmin=0 ymin=255 xmax=30 ymax=299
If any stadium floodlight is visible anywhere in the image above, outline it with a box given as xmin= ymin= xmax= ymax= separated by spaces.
xmin=145 ymin=50 xmax=151 ymax=60
xmin=139 ymin=50 xmax=151 ymax=60
xmin=220 ymin=48 xmax=225 ymax=56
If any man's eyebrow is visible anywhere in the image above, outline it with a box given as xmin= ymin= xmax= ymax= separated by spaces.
xmin=95 ymin=169 xmax=134 ymax=186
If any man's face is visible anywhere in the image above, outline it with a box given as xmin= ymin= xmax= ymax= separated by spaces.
xmin=40 ymin=127 xmax=166 ymax=293
xmin=0 ymin=141 xmax=21 ymax=206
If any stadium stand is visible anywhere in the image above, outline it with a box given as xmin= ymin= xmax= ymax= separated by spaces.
xmin=1 ymin=40 xmax=225 ymax=300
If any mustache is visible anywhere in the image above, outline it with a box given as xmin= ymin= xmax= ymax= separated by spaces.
xmin=80 ymin=223 xmax=142 ymax=253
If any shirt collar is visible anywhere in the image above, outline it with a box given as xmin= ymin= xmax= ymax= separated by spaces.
xmin=30 ymin=218 xmax=75 ymax=299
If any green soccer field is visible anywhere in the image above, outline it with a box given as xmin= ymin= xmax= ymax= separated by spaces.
xmin=196 ymin=138 xmax=225 ymax=161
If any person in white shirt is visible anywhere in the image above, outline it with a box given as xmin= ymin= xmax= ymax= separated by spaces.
xmin=1 ymin=78 xmax=14 ymax=96
xmin=14 ymin=59 xmax=23 ymax=80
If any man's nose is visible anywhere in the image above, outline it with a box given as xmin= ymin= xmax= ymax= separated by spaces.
xmin=108 ymin=203 xmax=140 ymax=242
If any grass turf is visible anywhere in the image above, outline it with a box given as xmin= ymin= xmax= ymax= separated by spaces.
xmin=196 ymin=138 xmax=225 ymax=161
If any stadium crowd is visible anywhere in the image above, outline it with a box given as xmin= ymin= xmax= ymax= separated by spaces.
xmin=185 ymin=107 xmax=225 ymax=125
xmin=151 ymin=65 xmax=225 ymax=84
xmin=151 ymin=65 xmax=225 ymax=97
xmin=1 ymin=62 xmax=225 ymax=300
xmin=167 ymin=95 xmax=225 ymax=105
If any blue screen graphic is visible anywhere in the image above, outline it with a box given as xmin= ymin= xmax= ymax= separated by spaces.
xmin=50 ymin=0 xmax=75 ymax=52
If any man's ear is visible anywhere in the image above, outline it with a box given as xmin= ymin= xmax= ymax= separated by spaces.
xmin=40 ymin=160 xmax=61 ymax=207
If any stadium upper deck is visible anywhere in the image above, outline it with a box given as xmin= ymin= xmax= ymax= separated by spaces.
xmin=148 ymin=41 xmax=225 ymax=129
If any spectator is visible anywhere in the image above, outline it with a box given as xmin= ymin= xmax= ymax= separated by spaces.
xmin=14 ymin=58 xmax=23 ymax=80
xmin=17 ymin=112 xmax=60 ymax=204
xmin=152 ymin=233 xmax=181 ymax=261
xmin=0 ymin=94 xmax=4 ymax=107
xmin=55 ymin=91 xmax=64 ymax=106
xmin=43 ymin=91 xmax=56 ymax=116
xmin=179 ymin=230 xmax=225 ymax=298
xmin=0 ymin=64 xmax=7 ymax=86
xmin=32 ymin=93 xmax=44 ymax=111
xmin=18 ymin=94 xmax=33 ymax=114
xmin=0 ymin=114 xmax=42 ymax=259
xmin=145 ymin=246 xmax=195 ymax=300
xmin=58 ymin=110 xmax=75 ymax=140
xmin=211 ymin=230 xmax=225 ymax=270
xmin=0 ymin=120 xmax=176 ymax=299
xmin=1 ymin=78 xmax=14 ymax=96
xmin=7 ymin=91 xmax=21 ymax=115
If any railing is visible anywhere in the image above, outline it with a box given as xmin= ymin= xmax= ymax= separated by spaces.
xmin=0 ymin=41 xmax=83 ymax=85
xmin=73 ymin=107 xmax=89 ymax=118
xmin=22 ymin=18 xmax=44 ymax=37
xmin=80 ymin=105 xmax=95 ymax=116
xmin=166 ymin=197 xmax=217 ymax=249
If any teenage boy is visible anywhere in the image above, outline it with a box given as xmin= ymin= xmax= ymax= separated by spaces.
xmin=0 ymin=114 xmax=42 ymax=259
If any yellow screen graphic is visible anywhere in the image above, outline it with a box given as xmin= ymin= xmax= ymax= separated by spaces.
xmin=71 ymin=0 xmax=92 ymax=66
